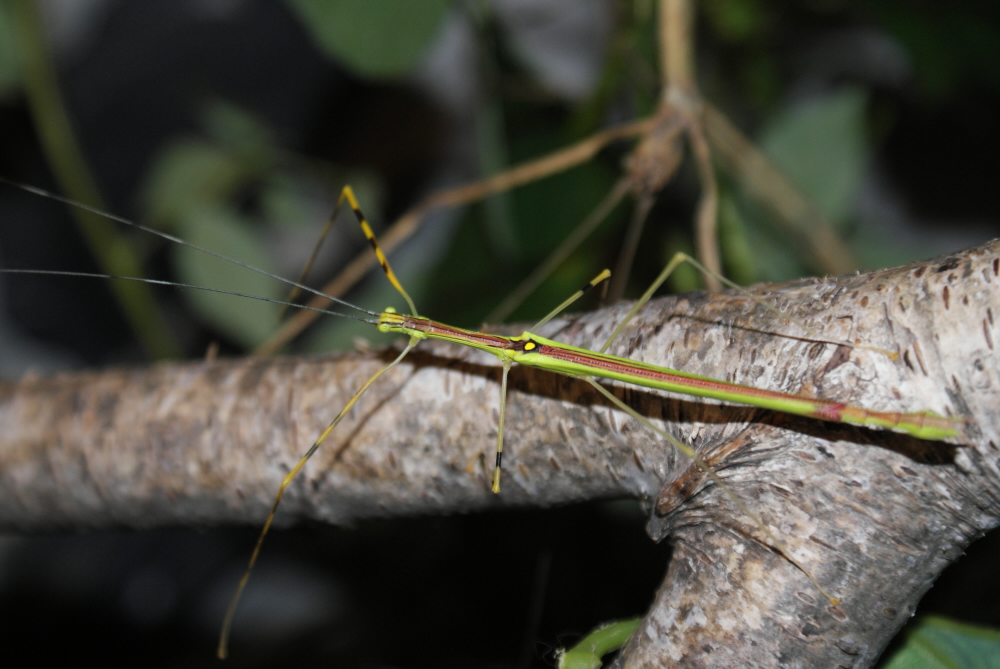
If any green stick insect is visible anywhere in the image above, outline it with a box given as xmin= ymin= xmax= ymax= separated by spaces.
xmin=0 ymin=179 xmax=961 ymax=659
xmin=220 ymin=186 xmax=959 ymax=657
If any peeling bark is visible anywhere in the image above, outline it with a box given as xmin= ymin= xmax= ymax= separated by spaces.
xmin=1 ymin=240 xmax=998 ymax=667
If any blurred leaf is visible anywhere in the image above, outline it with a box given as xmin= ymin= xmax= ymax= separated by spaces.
xmin=199 ymin=100 xmax=277 ymax=165
xmin=258 ymin=173 xmax=329 ymax=234
xmin=142 ymin=139 xmax=257 ymax=223
xmin=141 ymin=104 xmax=280 ymax=228
xmin=173 ymin=205 xmax=282 ymax=348
xmin=881 ymin=616 xmax=1000 ymax=669
xmin=286 ymin=0 xmax=449 ymax=78
xmin=717 ymin=185 xmax=758 ymax=286
xmin=663 ymin=230 xmax=699 ymax=294
xmin=759 ymin=88 xmax=869 ymax=225
xmin=0 ymin=2 xmax=21 ymax=97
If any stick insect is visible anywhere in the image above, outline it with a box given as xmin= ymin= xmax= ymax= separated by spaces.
xmin=0 ymin=179 xmax=962 ymax=659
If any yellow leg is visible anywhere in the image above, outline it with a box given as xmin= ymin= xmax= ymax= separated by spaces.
xmin=491 ymin=361 xmax=513 ymax=494
xmin=279 ymin=186 xmax=420 ymax=324
xmin=599 ymin=251 xmax=897 ymax=360
xmin=487 ymin=179 xmax=630 ymax=324
xmin=218 ymin=337 xmax=418 ymax=659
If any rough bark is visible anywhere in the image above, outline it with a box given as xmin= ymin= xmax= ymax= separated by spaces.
xmin=1 ymin=240 xmax=998 ymax=667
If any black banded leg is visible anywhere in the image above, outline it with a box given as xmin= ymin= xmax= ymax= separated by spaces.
xmin=491 ymin=361 xmax=513 ymax=493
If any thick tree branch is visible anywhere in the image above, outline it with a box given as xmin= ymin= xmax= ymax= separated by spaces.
xmin=1 ymin=241 xmax=998 ymax=667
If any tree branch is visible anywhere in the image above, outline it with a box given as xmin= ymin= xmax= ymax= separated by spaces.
xmin=1 ymin=241 xmax=998 ymax=666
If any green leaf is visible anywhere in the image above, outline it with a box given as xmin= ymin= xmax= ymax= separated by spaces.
xmin=199 ymin=100 xmax=277 ymax=165
xmin=717 ymin=185 xmax=759 ymax=286
xmin=142 ymin=139 xmax=256 ymax=224
xmin=759 ymin=88 xmax=869 ymax=225
xmin=286 ymin=0 xmax=449 ymax=78
xmin=557 ymin=618 xmax=641 ymax=669
xmin=173 ymin=204 xmax=282 ymax=348
xmin=881 ymin=616 xmax=1000 ymax=669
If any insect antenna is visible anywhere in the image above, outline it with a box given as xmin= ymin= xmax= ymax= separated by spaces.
xmin=0 ymin=176 xmax=379 ymax=321
xmin=0 ymin=268 xmax=380 ymax=324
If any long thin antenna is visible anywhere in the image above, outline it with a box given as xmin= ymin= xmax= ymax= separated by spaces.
xmin=0 ymin=176 xmax=376 ymax=319
xmin=1 ymin=269 xmax=380 ymax=324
